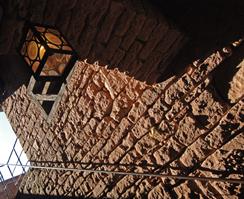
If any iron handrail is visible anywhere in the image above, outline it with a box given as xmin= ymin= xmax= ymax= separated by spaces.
xmin=1 ymin=163 xmax=243 ymax=184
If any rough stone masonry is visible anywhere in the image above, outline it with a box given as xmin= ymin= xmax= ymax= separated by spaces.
xmin=0 ymin=0 xmax=244 ymax=198
xmin=3 ymin=39 xmax=244 ymax=198
xmin=0 ymin=0 xmax=186 ymax=84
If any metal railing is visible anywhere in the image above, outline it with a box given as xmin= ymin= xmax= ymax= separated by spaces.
xmin=0 ymin=138 xmax=29 ymax=199
xmin=0 ymin=138 xmax=243 ymax=199
xmin=5 ymin=139 xmax=28 ymax=177
xmin=3 ymin=163 xmax=243 ymax=184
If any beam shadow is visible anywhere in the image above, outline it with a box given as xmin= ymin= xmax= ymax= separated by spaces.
xmin=153 ymin=0 xmax=244 ymax=82
xmin=16 ymin=193 xmax=104 ymax=199
xmin=30 ymin=159 xmax=244 ymax=176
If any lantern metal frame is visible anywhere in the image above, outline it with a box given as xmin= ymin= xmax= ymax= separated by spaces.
xmin=19 ymin=21 xmax=78 ymax=82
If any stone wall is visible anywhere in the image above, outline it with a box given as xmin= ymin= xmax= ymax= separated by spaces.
xmin=2 ymin=39 xmax=244 ymax=198
xmin=1 ymin=0 xmax=244 ymax=198
xmin=0 ymin=0 xmax=185 ymax=84
xmin=0 ymin=175 xmax=23 ymax=199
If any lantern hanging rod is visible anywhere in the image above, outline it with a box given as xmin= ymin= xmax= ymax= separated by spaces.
xmin=2 ymin=163 xmax=244 ymax=184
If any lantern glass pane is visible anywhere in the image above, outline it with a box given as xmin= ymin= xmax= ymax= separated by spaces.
xmin=38 ymin=46 xmax=45 ymax=60
xmin=32 ymin=61 xmax=40 ymax=72
xmin=34 ymin=26 xmax=72 ymax=52
xmin=35 ymin=26 xmax=45 ymax=33
xmin=45 ymin=32 xmax=62 ymax=45
xmin=26 ymin=30 xmax=34 ymax=40
xmin=62 ymin=45 xmax=72 ymax=51
xmin=40 ymin=53 xmax=71 ymax=76
xmin=27 ymin=41 xmax=38 ymax=60
xmin=22 ymin=32 xmax=46 ymax=73
xmin=21 ymin=24 xmax=76 ymax=78
xmin=47 ymin=43 xmax=59 ymax=50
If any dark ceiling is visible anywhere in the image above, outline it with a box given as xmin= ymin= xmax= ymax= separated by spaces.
xmin=150 ymin=0 xmax=244 ymax=80
xmin=0 ymin=0 xmax=244 ymax=102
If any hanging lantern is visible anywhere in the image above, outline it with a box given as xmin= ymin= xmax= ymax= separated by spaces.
xmin=19 ymin=22 xmax=77 ymax=81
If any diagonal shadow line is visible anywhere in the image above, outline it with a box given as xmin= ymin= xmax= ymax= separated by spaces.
xmin=29 ymin=160 xmax=244 ymax=176
xmin=16 ymin=193 xmax=102 ymax=199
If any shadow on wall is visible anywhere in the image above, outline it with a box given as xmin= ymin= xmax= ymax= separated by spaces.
xmin=30 ymin=159 xmax=244 ymax=176
xmin=212 ymin=42 xmax=244 ymax=104
xmin=16 ymin=193 xmax=101 ymax=199
xmin=0 ymin=0 xmax=244 ymax=100
xmin=153 ymin=0 xmax=244 ymax=82
xmin=16 ymin=154 xmax=244 ymax=199
xmin=0 ymin=54 xmax=31 ymax=103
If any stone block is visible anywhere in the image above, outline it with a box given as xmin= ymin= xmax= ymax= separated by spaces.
xmin=184 ymin=77 xmax=211 ymax=103
xmin=92 ymin=180 xmax=107 ymax=198
xmin=202 ymin=133 xmax=244 ymax=174
xmin=148 ymin=103 xmax=164 ymax=124
xmin=125 ymin=80 xmax=147 ymax=101
xmin=78 ymin=26 xmax=98 ymax=59
xmin=108 ymin=145 xmax=126 ymax=163
xmin=97 ymin=139 xmax=115 ymax=160
xmin=121 ymin=133 xmax=137 ymax=151
xmin=90 ymin=139 xmax=107 ymax=157
xmin=128 ymin=100 xmax=147 ymax=123
xmin=165 ymin=74 xmax=195 ymax=105
xmin=148 ymin=184 xmax=171 ymax=199
xmin=131 ymin=116 xmax=152 ymax=139
xmin=97 ymin=1 xmax=124 ymax=44
xmin=204 ymin=102 xmax=243 ymax=149
xmin=43 ymin=0 xmax=62 ymax=26
xmin=140 ymin=88 xmax=160 ymax=106
xmin=121 ymin=14 xmax=146 ymax=50
xmin=105 ymin=70 xmax=128 ymax=96
xmin=29 ymin=0 xmax=47 ymax=23
xmin=180 ymin=138 xmax=213 ymax=167
xmin=111 ymin=92 xmax=133 ymax=122
xmin=191 ymin=89 xmax=227 ymax=128
xmin=175 ymin=114 xmax=205 ymax=145
xmin=165 ymin=100 xmax=185 ymax=120
xmin=78 ymin=66 xmax=95 ymax=90
xmin=95 ymin=117 xmax=117 ymax=139
xmin=102 ymin=36 xmax=122 ymax=61
xmin=228 ymin=59 xmax=244 ymax=103
xmin=134 ymin=134 xmax=158 ymax=155
xmin=120 ymin=41 xmax=143 ymax=71
xmin=94 ymin=90 xmax=113 ymax=119
xmin=137 ymin=18 xmax=158 ymax=42
xmin=153 ymin=137 xmax=184 ymax=165
xmin=107 ymin=175 xmax=135 ymax=198
xmin=92 ymin=70 xmax=107 ymax=89
xmin=86 ymin=82 xmax=101 ymax=99
xmin=164 ymin=83 xmax=183 ymax=105
xmin=110 ymin=49 xmax=125 ymax=67
xmin=191 ymin=51 xmax=225 ymax=83
xmin=173 ymin=181 xmax=202 ymax=199
xmin=115 ymin=8 xmax=136 ymax=37
xmin=139 ymin=23 xmax=169 ymax=60
xmin=89 ymin=0 xmax=110 ymax=27
xmin=110 ymin=118 xmax=132 ymax=145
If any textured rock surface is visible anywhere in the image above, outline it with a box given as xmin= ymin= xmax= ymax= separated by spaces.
xmin=2 ymin=39 xmax=244 ymax=198
xmin=0 ymin=0 xmax=186 ymax=84
xmin=1 ymin=0 xmax=244 ymax=198
xmin=228 ymin=59 xmax=244 ymax=103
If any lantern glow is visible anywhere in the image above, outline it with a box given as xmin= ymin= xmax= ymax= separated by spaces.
xmin=20 ymin=23 xmax=77 ymax=81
